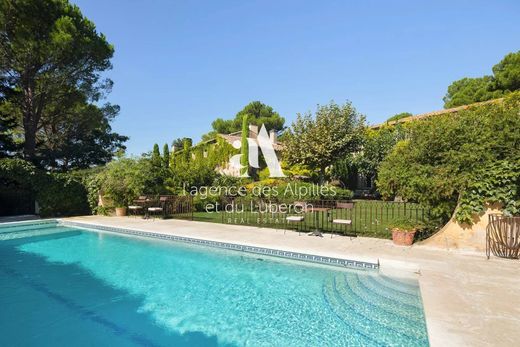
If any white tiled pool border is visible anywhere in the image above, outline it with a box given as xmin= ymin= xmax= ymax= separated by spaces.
xmin=60 ymin=220 xmax=379 ymax=270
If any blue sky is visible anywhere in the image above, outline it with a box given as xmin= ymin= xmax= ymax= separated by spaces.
xmin=73 ymin=0 xmax=520 ymax=155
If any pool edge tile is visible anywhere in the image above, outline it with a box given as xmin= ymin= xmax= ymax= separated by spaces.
xmin=59 ymin=220 xmax=379 ymax=270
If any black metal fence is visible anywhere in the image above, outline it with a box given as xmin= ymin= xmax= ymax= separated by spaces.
xmin=0 ymin=186 xmax=35 ymax=217
xmin=191 ymin=198 xmax=430 ymax=238
xmin=131 ymin=195 xmax=429 ymax=238
xmin=131 ymin=195 xmax=193 ymax=220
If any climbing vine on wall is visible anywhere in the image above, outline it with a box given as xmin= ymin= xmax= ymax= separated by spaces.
xmin=456 ymin=158 xmax=520 ymax=224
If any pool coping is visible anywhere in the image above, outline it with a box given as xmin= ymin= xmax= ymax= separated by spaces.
xmin=0 ymin=219 xmax=56 ymax=227
xmin=58 ymin=220 xmax=379 ymax=270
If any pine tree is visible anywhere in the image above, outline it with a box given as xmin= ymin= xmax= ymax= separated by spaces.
xmin=163 ymin=143 xmax=170 ymax=168
xmin=240 ymin=115 xmax=249 ymax=176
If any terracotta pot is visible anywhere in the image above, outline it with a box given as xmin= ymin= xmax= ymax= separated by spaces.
xmin=115 ymin=207 xmax=127 ymax=217
xmin=392 ymin=228 xmax=416 ymax=246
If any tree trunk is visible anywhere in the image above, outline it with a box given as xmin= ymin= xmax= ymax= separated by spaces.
xmin=319 ymin=166 xmax=326 ymax=184
xmin=21 ymin=80 xmax=40 ymax=163
xmin=22 ymin=122 xmax=36 ymax=161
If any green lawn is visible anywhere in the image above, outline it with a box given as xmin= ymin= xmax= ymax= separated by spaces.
xmin=187 ymin=200 xmax=429 ymax=239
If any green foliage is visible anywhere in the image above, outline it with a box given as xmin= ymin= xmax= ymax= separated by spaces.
xmin=68 ymin=167 xmax=105 ymax=215
xmin=388 ymin=217 xmax=422 ymax=232
xmin=386 ymin=112 xmax=412 ymax=122
xmin=38 ymin=102 xmax=127 ymax=170
xmin=278 ymin=163 xmax=317 ymax=181
xmin=212 ymin=175 xmax=245 ymax=188
xmin=377 ymin=92 xmax=520 ymax=223
xmin=98 ymin=157 xmax=166 ymax=207
xmin=162 ymin=144 xmax=170 ymax=168
xmin=200 ymin=131 xmax=218 ymax=142
xmin=182 ymin=139 xmax=192 ymax=162
xmin=172 ymin=138 xmax=192 ymax=150
xmin=0 ymin=158 xmax=90 ymax=217
xmin=457 ymin=159 xmax=520 ymax=223
xmin=284 ymin=101 xmax=365 ymax=181
xmin=152 ymin=144 xmax=161 ymax=167
xmin=330 ymin=156 xmax=355 ymax=188
xmin=493 ymin=51 xmax=520 ymax=91
xmin=0 ymin=109 xmax=19 ymax=156
xmin=443 ymin=51 xmax=520 ymax=108
xmin=243 ymin=180 xmax=353 ymax=202
xmin=240 ymin=114 xmax=249 ymax=176
xmin=354 ymin=125 xmax=407 ymax=184
xmin=167 ymin=138 xmax=237 ymax=192
xmin=0 ymin=0 xmax=126 ymax=167
xmin=443 ymin=76 xmax=501 ymax=108
xmin=206 ymin=101 xmax=285 ymax=136
xmin=167 ymin=159 xmax=217 ymax=193
xmin=37 ymin=172 xmax=90 ymax=217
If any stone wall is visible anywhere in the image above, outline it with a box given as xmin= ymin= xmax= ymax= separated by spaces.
xmin=420 ymin=204 xmax=503 ymax=252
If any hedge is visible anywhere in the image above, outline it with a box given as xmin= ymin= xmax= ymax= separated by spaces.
xmin=0 ymin=158 xmax=91 ymax=217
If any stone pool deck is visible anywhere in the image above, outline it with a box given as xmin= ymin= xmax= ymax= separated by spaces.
xmin=63 ymin=216 xmax=520 ymax=347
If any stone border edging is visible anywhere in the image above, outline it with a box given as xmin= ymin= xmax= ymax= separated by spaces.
xmin=60 ymin=220 xmax=379 ymax=270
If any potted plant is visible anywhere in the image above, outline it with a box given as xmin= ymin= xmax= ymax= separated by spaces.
xmin=389 ymin=218 xmax=421 ymax=246
xmin=103 ymin=176 xmax=132 ymax=217
xmin=98 ymin=157 xmax=149 ymax=217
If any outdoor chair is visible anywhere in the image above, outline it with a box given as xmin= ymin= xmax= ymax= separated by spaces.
xmin=284 ymin=201 xmax=306 ymax=235
xmin=133 ymin=195 xmax=150 ymax=218
xmin=330 ymin=202 xmax=355 ymax=238
xmin=286 ymin=215 xmax=305 ymax=235
xmin=486 ymin=214 xmax=520 ymax=259
xmin=128 ymin=205 xmax=143 ymax=217
xmin=147 ymin=197 xmax=168 ymax=220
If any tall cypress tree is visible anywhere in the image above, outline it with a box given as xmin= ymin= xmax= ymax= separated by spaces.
xmin=163 ymin=143 xmax=170 ymax=168
xmin=152 ymin=143 xmax=161 ymax=167
xmin=240 ymin=115 xmax=249 ymax=176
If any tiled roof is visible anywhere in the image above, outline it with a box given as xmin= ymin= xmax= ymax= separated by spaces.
xmin=370 ymin=98 xmax=504 ymax=129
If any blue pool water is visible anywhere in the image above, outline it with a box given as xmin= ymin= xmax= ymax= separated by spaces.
xmin=0 ymin=221 xmax=429 ymax=346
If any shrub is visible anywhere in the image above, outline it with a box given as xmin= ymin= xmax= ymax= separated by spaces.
xmin=97 ymin=157 xmax=165 ymax=208
xmin=0 ymin=158 xmax=90 ymax=217
xmin=37 ymin=172 xmax=90 ymax=217
xmin=388 ymin=217 xmax=423 ymax=232
xmin=377 ymin=92 xmax=520 ymax=224
xmin=243 ymin=180 xmax=353 ymax=202
xmin=457 ymin=158 xmax=520 ymax=222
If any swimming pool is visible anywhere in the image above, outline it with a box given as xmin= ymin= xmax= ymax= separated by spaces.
xmin=0 ymin=221 xmax=429 ymax=346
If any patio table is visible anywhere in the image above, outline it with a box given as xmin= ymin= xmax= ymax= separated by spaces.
xmin=134 ymin=198 xmax=151 ymax=219
xmin=306 ymin=207 xmax=329 ymax=237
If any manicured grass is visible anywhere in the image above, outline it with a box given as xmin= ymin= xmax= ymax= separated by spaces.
xmin=189 ymin=200 xmax=429 ymax=239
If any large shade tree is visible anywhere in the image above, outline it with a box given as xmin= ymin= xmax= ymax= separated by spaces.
xmin=202 ymin=101 xmax=285 ymax=141
xmin=443 ymin=51 xmax=520 ymax=108
xmin=284 ymin=101 xmax=365 ymax=182
xmin=354 ymin=125 xmax=407 ymax=185
xmin=0 ymin=0 xmax=126 ymax=169
xmin=0 ymin=104 xmax=18 ymax=157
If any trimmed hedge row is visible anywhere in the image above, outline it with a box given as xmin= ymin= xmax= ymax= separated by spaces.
xmin=0 ymin=158 xmax=90 ymax=217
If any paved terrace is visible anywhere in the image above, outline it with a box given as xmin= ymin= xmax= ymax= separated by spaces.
xmin=64 ymin=216 xmax=520 ymax=347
